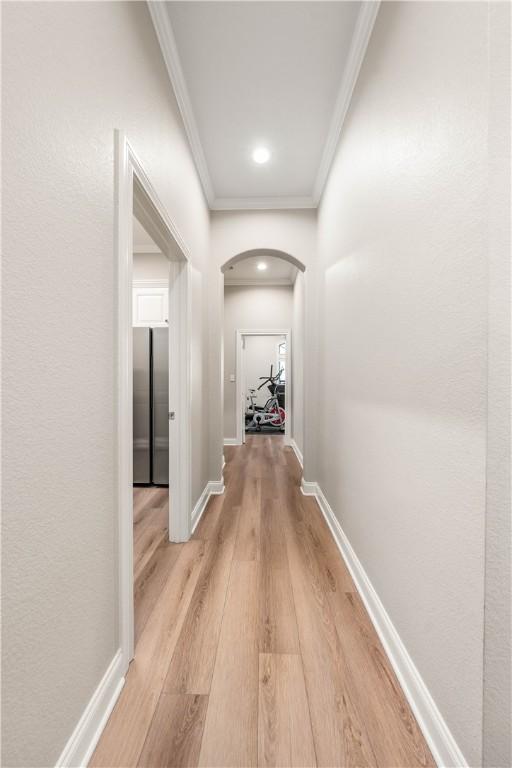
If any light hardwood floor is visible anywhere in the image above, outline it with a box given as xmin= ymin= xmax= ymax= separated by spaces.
xmin=92 ymin=437 xmax=435 ymax=768
xmin=133 ymin=486 xmax=170 ymax=646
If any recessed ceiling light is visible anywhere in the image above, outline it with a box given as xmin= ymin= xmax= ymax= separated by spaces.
xmin=257 ymin=262 xmax=267 ymax=271
xmin=252 ymin=147 xmax=270 ymax=165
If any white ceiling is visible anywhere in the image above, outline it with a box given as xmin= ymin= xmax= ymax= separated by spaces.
xmin=149 ymin=2 xmax=379 ymax=210
xmin=224 ymin=255 xmax=297 ymax=286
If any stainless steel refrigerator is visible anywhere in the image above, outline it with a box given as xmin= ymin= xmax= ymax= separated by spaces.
xmin=133 ymin=327 xmax=169 ymax=485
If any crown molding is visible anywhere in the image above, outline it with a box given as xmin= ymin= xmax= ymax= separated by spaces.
xmin=224 ymin=278 xmax=294 ymax=287
xmin=212 ymin=196 xmax=316 ymax=211
xmin=148 ymin=1 xmax=215 ymax=206
xmin=312 ymin=1 xmax=380 ymax=204
xmin=149 ymin=1 xmax=380 ymax=212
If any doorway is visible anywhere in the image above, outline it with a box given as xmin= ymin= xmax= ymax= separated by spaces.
xmin=116 ymin=131 xmax=191 ymax=668
xmin=131 ymin=216 xmax=171 ymax=645
xmin=237 ymin=329 xmax=291 ymax=445
xmin=221 ymin=251 xmax=305 ymax=457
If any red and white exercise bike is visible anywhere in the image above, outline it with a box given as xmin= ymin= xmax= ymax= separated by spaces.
xmin=245 ymin=365 xmax=286 ymax=432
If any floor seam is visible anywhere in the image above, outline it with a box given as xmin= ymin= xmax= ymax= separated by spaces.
xmin=195 ymin=506 xmax=242 ymax=762
xmin=281 ymin=470 xmax=320 ymax=768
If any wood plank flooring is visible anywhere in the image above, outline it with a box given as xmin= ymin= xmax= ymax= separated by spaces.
xmin=133 ymin=486 xmax=170 ymax=646
xmin=91 ymin=436 xmax=435 ymax=768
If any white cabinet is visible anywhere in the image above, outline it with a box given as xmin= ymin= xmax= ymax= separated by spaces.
xmin=132 ymin=280 xmax=168 ymax=327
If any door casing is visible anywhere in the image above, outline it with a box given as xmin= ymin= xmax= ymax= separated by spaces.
xmin=115 ymin=130 xmax=191 ymax=669
xmin=235 ymin=328 xmax=292 ymax=446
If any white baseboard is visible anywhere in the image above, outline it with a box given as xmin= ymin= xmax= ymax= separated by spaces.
xmin=300 ymin=478 xmax=318 ymax=496
xmin=191 ymin=480 xmax=225 ymax=534
xmin=208 ymin=479 xmax=225 ymax=495
xmin=290 ymin=438 xmax=303 ymax=468
xmin=56 ymin=649 xmax=125 ymax=768
xmin=223 ymin=437 xmax=238 ymax=446
xmin=301 ymin=479 xmax=467 ymax=768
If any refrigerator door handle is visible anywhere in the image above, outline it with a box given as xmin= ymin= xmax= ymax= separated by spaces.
xmin=152 ymin=327 xmax=169 ymax=486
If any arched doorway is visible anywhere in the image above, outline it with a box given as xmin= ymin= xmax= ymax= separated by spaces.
xmin=221 ymin=248 xmax=306 ymax=275
xmin=220 ymin=250 xmax=306 ymax=460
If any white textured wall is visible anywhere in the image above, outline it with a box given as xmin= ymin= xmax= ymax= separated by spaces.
xmin=133 ymin=251 xmax=170 ymax=281
xmin=482 ymin=3 xmax=511 ymax=766
xmin=223 ymin=286 xmax=292 ymax=439
xmin=291 ymin=272 xmax=305 ymax=455
xmin=315 ymin=3 xmax=490 ymax=764
xmin=2 ymin=3 xmax=210 ymax=766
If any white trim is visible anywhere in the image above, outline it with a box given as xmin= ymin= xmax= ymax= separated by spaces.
xmin=223 ymin=437 xmax=238 ymax=446
xmin=224 ymin=278 xmax=294 ymax=287
xmin=300 ymin=479 xmax=318 ymax=496
xmin=116 ymin=130 xmax=192 ymax=668
xmin=168 ymin=259 xmax=192 ymax=543
xmin=56 ymin=650 xmax=124 ymax=768
xmin=132 ymin=279 xmax=168 ymax=288
xmin=190 ymin=481 xmax=225 ymax=534
xmin=312 ymin=1 xmax=380 ymax=204
xmin=212 ymin=196 xmax=315 ymax=211
xmin=190 ymin=485 xmax=209 ymax=533
xmin=235 ymin=328 xmax=291 ymax=447
xmin=148 ymin=2 xmax=215 ymax=206
xmin=115 ymin=130 xmax=135 ymax=668
xmin=290 ymin=438 xmax=303 ymax=468
xmin=133 ymin=244 xmax=162 ymax=254
xmin=208 ymin=479 xmax=225 ymax=495
xmin=300 ymin=479 xmax=468 ymax=768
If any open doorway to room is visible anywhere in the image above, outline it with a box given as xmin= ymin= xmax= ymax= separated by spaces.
xmin=116 ymin=133 xmax=192 ymax=667
xmin=131 ymin=216 xmax=171 ymax=646
xmin=240 ymin=331 xmax=289 ymax=441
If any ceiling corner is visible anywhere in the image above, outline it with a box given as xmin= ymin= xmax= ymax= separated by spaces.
xmin=312 ymin=1 xmax=381 ymax=204
xmin=148 ymin=1 xmax=216 ymax=206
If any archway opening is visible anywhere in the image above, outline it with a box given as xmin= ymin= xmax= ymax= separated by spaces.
xmin=220 ymin=249 xmax=305 ymax=472
xmin=221 ymin=248 xmax=306 ymax=274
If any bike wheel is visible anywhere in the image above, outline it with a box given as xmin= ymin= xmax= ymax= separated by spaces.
xmin=269 ymin=406 xmax=286 ymax=426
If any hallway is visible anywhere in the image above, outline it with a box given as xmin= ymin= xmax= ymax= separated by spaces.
xmin=2 ymin=1 xmax=510 ymax=764
xmin=92 ymin=437 xmax=433 ymax=767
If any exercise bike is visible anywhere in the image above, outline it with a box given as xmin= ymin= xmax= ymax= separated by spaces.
xmin=245 ymin=365 xmax=286 ymax=432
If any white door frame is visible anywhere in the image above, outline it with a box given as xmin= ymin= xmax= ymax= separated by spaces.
xmin=115 ymin=130 xmax=191 ymax=669
xmin=236 ymin=329 xmax=292 ymax=446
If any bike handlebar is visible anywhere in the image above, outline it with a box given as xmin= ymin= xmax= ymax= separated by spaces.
xmin=257 ymin=366 xmax=284 ymax=390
